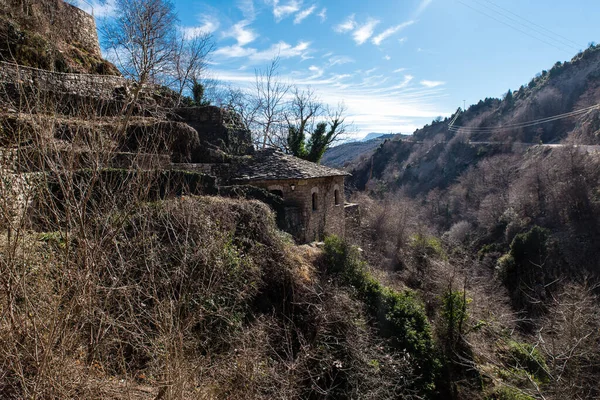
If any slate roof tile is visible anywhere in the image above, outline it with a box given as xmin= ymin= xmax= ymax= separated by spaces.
xmin=233 ymin=149 xmax=350 ymax=181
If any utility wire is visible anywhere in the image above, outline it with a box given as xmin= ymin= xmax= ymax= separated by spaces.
xmin=456 ymin=0 xmax=574 ymax=55
xmin=481 ymin=0 xmax=584 ymax=49
xmin=472 ymin=0 xmax=581 ymax=52
xmin=448 ymin=104 xmax=600 ymax=132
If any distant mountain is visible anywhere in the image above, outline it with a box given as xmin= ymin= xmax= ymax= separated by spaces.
xmin=362 ymin=132 xmax=386 ymax=141
xmin=321 ymin=133 xmax=406 ymax=169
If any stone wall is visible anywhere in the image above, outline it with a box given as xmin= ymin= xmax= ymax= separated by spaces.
xmin=49 ymin=1 xmax=101 ymax=56
xmin=0 ymin=61 xmax=126 ymax=100
xmin=173 ymin=107 xmax=254 ymax=157
xmin=2 ymin=0 xmax=101 ymax=56
xmin=247 ymin=176 xmax=346 ymax=243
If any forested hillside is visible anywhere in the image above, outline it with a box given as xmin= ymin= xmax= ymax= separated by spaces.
xmin=340 ymin=44 xmax=600 ymax=400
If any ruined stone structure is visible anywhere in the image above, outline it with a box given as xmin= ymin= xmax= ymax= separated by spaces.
xmin=0 ymin=0 xmax=102 ymax=56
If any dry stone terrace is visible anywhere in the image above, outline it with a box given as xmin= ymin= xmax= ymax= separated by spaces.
xmin=0 ymin=0 xmax=358 ymax=244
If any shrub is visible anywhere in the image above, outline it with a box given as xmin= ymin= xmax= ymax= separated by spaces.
xmin=497 ymin=226 xmax=550 ymax=313
xmin=323 ymin=235 xmax=440 ymax=395
xmin=440 ymin=290 xmax=470 ymax=348
xmin=502 ymin=340 xmax=549 ymax=383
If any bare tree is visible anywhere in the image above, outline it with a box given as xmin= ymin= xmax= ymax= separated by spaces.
xmin=102 ymin=0 xmax=178 ymax=86
xmin=254 ymin=57 xmax=290 ymax=149
xmin=279 ymin=86 xmax=323 ymax=151
xmin=170 ymin=31 xmax=215 ymax=106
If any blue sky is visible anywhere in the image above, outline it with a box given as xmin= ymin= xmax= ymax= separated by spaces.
xmin=76 ymin=0 xmax=600 ymax=139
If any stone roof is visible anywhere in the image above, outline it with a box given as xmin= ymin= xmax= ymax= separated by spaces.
xmin=233 ymin=149 xmax=350 ymax=182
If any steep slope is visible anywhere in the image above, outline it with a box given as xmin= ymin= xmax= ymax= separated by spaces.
xmin=349 ymin=44 xmax=600 ymax=194
xmin=418 ymin=44 xmax=600 ymax=145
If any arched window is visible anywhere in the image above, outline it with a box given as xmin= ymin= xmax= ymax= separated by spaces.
xmin=268 ymin=185 xmax=284 ymax=199
xmin=334 ymin=189 xmax=340 ymax=205
xmin=270 ymin=189 xmax=283 ymax=198
xmin=312 ymin=192 xmax=318 ymax=211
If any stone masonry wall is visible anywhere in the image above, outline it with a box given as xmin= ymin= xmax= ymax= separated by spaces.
xmin=3 ymin=0 xmax=102 ymax=56
xmin=0 ymin=61 xmax=126 ymax=100
xmin=248 ymin=176 xmax=346 ymax=243
xmin=174 ymin=107 xmax=254 ymax=157
xmin=49 ymin=1 xmax=101 ymax=56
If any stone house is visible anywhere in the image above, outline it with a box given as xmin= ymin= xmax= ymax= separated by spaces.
xmin=232 ymin=149 xmax=349 ymax=243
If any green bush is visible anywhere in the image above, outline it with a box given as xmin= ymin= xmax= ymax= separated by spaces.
xmin=440 ymin=290 xmax=470 ymax=347
xmin=503 ymin=340 xmax=549 ymax=383
xmin=410 ymin=234 xmax=447 ymax=265
xmin=323 ymin=235 xmax=440 ymax=394
xmin=497 ymin=226 xmax=550 ymax=312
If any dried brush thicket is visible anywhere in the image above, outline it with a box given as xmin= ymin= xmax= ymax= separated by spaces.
xmin=0 ymin=65 xmax=426 ymax=399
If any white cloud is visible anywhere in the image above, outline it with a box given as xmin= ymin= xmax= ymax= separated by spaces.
xmin=182 ymin=14 xmax=220 ymax=39
xmin=268 ymin=0 xmax=301 ymax=22
xmin=393 ymin=68 xmax=407 ymax=73
xmin=294 ymin=5 xmax=316 ymax=24
xmin=372 ymin=20 xmax=414 ymax=46
xmin=415 ymin=0 xmax=433 ymax=16
xmin=318 ymin=8 xmax=327 ymax=22
xmin=214 ymin=45 xmax=255 ymax=58
xmin=353 ymin=18 xmax=380 ymax=45
xmin=238 ymin=0 xmax=256 ymax=19
xmin=420 ymin=80 xmax=445 ymax=88
xmin=251 ymin=41 xmax=311 ymax=61
xmin=215 ymin=40 xmax=311 ymax=62
xmin=334 ymin=14 xmax=356 ymax=33
xmin=74 ymin=0 xmax=116 ymax=18
xmin=308 ymin=65 xmax=324 ymax=78
xmin=328 ymin=55 xmax=354 ymax=66
xmin=398 ymin=37 xmax=407 ymax=44
xmin=209 ymin=66 xmax=449 ymax=139
xmin=384 ymin=55 xmax=391 ymax=61
xmin=223 ymin=20 xmax=257 ymax=46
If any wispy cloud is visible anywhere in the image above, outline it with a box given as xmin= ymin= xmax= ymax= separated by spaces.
xmin=214 ymin=40 xmax=312 ymax=62
xmin=74 ymin=0 xmax=116 ymax=18
xmin=352 ymin=18 xmax=380 ymax=45
xmin=238 ymin=0 xmax=256 ymax=19
xmin=384 ymin=55 xmax=391 ymax=61
xmin=210 ymin=67 xmax=449 ymax=138
xmin=223 ymin=20 xmax=257 ymax=46
xmin=318 ymin=8 xmax=327 ymax=22
xmin=398 ymin=37 xmax=407 ymax=44
xmin=182 ymin=14 xmax=220 ymax=38
xmin=214 ymin=45 xmax=255 ymax=59
xmin=334 ymin=14 xmax=356 ymax=33
xmin=294 ymin=5 xmax=316 ymax=24
xmin=268 ymin=0 xmax=301 ymax=22
xmin=372 ymin=20 xmax=414 ymax=46
xmin=393 ymin=68 xmax=407 ymax=73
xmin=251 ymin=41 xmax=311 ymax=61
xmin=308 ymin=65 xmax=324 ymax=78
xmin=420 ymin=80 xmax=445 ymax=88
xmin=328 ymin=55 xmax=354 ymax=66
xmin=415 ymin=0 xmax=433 ymax=17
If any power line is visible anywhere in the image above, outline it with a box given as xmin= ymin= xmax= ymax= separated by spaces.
xmin=481 ymin=0 xmax=584 ymax=49
xmin=448 ymin=104 xmax=600 ymax=132
xmin=456 ymin=0 xmax=574 ymax=55
xmin=472 ymin=0 xmax=581 ymax=52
